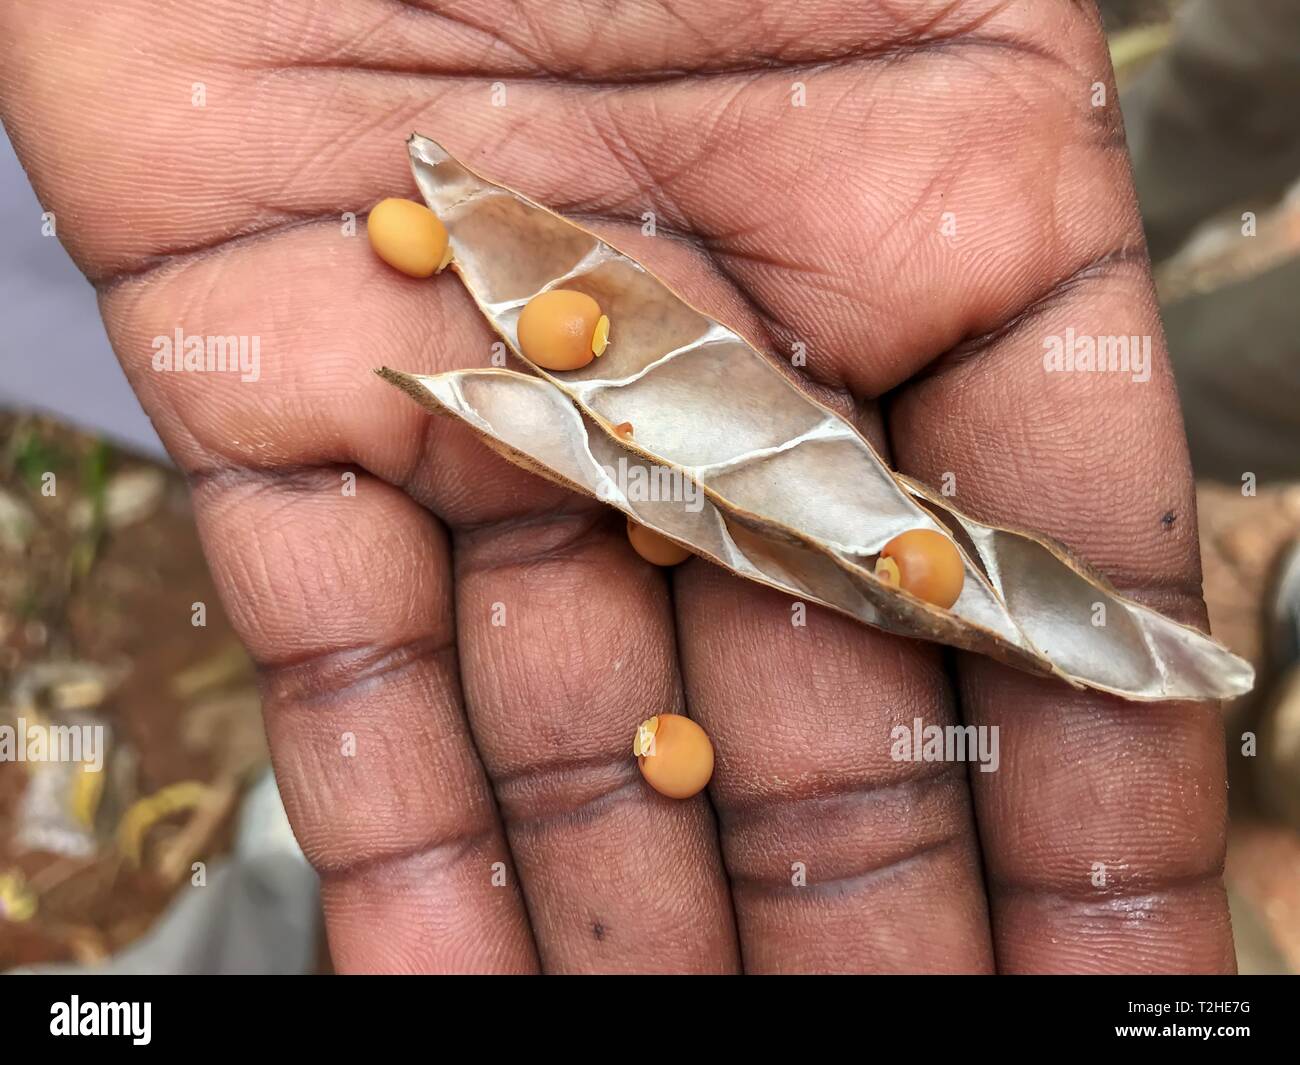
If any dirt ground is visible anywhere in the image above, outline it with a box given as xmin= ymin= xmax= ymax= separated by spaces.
xmin=0 ymin=414 xmax=266 ymax=966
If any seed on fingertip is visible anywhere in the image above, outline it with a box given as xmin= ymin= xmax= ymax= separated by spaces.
xmin=367 ymin=198 xmax=450 ymax=278
xmin=636 ymin=714 xmax=713 ymax=799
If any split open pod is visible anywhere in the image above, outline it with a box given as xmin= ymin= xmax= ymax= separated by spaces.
xmin=379 ymin=135 xmax=1254 ymax=703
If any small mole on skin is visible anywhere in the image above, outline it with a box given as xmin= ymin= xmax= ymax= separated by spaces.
xmin=593 ymin=921 xmax=606 ymax=941
xmin=1161 ymin=511 xmax=1176 ymax=528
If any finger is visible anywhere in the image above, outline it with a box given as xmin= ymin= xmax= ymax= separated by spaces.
xmin=887 ymin=130 xmax=1236 ymax=973
xmin=673 ymin=567 xmax=994 ymax=974
xmin=453 ymin=508 xmax=740 ymax=973
xmin=100 ymin=211 xmax=909 ymax=974
xmin=98 ymin=210 xmax=743 ymax=972
xmin=190 ymin=468 xmax=538 ymax=973
xmin=91 ymin=209 xmax=550 ymax=974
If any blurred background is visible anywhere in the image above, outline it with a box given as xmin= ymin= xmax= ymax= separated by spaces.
xmin=0 ymin=0 xmax=1297 ymax=973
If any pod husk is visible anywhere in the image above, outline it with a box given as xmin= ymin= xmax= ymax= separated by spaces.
xmin=392 ymin=134 xmax=1254 ymax=702
xmin=380 ymin=366 xmax=1066 ymax=678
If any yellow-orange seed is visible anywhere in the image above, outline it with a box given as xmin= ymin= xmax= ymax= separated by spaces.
xmin=635 ymin=714 xmax=714 ymax=799
xmin=517 ymin=289 xmax=609 ymax=371
xmin=876 ymin=528 xmax=965 ymax=609
xmin=367 ymin=198 xmax=451 ymax=278
xmin=627 ymin=519 xmax=691 ymax=567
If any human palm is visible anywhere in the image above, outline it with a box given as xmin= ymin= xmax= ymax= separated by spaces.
xmin=0 ymin=0 xmax=1234 ymax=973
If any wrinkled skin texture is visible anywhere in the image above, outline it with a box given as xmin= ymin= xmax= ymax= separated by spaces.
xmin=0 ymin=0 xmax=1235 ymax=972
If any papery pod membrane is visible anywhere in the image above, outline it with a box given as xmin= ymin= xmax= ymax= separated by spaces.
xmin=381 ymin=367 xmax=1250 ymax=702
xmin=897 ymin=475 xmax=1254 ymax=700
xmin=400 ymin=135 xmax=1253 ymax=702
xmin=379 ymin=367 xmax=1059 ymax=680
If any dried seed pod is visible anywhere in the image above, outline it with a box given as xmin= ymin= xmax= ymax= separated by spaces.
xmin=367 ymin=197 xmax=451 ymax=278
xmin=389 ymin=135 xmax=1255 ymax=702
xmin=877 ymin=529 xmax=964 ymax=609
xmin=627 ymin=519 xmax=691 ymax=567
xmin=635 ymin=714 xmax=713 ymax=799
xmin=380 ymin=368 xmax=1057 ymax=683
xmin=517 ymin=289 xmax=609 ymax=370
xmin=382 ymin=366 xmax=1255 ymax=698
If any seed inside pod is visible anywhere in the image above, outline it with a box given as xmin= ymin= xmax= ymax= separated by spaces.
xmin=517 ymin=289 xmax=609 ymax=371
xmin=367 ymin=198 xmax=451 ymax=278
xmin=876 ymin=528 xmax=964 ymax=609
xmin=635 ymin=714 xmax=713 ymax=799
xmin=627 ymin=519 xmax=691 ymax=566
xmin=614 ymin=421 xmax=634 ymax=439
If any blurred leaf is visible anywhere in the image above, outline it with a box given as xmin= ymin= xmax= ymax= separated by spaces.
xmin=14 ymin=430 xmax=66 ymax=492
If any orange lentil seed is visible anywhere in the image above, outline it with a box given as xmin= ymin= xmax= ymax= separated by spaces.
xmin=517 ymin=289 xmax=607 ymax=371
xmin=635 ymin=714 xmax=714 ymax=799
xmin=367 ymin=198 xmax=451 ymax=278
xmin=627 ymin=519 xmax=691 ymax=567
xmin=876 ymin=528 xmax=965 ymax=609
